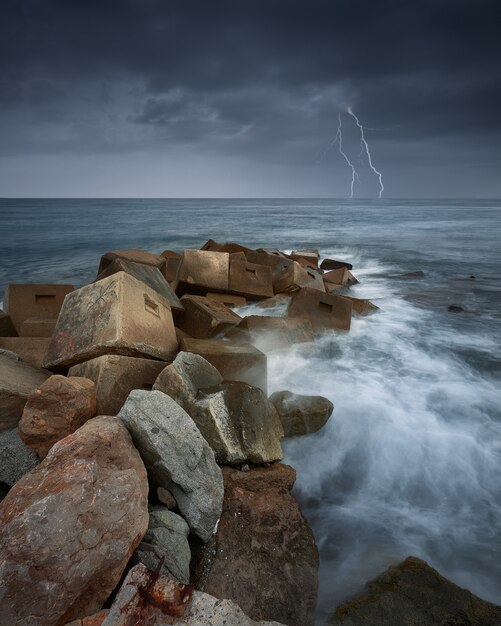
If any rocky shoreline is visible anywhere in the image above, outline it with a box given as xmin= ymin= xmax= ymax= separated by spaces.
xmin=0 ymin=241 xmax=499 ymax=625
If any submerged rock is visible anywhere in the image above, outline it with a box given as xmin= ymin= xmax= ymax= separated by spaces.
xmin=269 ymin=390 xmax=333 ymax=437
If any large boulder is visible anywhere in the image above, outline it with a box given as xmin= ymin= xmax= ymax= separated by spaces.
xmin=0 ymin=352 xmax=51 ymax=432
xmin=134 ymin=506 xmax=191 ymax=584
xmin=18 ymin=375 xmax=97 ymax=458
xmin=0 ymin=429 xmax=39 ymax=489
xmin=269 ymin=390 xmax=333 ymax=437
xmin=101 ymin=563 xmax=285 ymax=626
xmin=197 ymin=464 xmax=319 ymax=626
xmin=119 ymin=390 xmax=223 ymax=542
xmin=0 ymin=416 xmax=149 ymax=626
xmin=329 ymin=556 xmax=501 ymax=625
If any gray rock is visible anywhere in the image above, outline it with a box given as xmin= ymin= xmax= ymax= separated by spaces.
xmin=0 ymin=429 xmax=39 ymax=487
xmin=135 ymin=506 xmax=191 ymax=584
xmin=269 ymin=390 xmax=333 ymax=437
xmin=0 ymin=349 xmax=21 ymax=361
xmin=119 ymin=389 xmax=223 ymax=542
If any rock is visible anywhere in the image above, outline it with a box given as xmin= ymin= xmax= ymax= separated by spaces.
xmin=0 ymin=337 xmax=52 ymax=368
xmin=95 ymin=257 xmax=184 ymax=313
xmin=206 ymin=292 xmax=247 ymax=307
xmin=0 ymin=416 xmax=149 ymax=626
xmin=163 ymin=256 xmax=182 ymax=283
xmin=176 ymin=249 xmax=230 ymax=296
xmin=0 ymin=348 xmax=21 ymax=361
xmin=228 ymin=259 xmax=274 ymax=299
xmin=65 ymin=610 xmax=110 ymax=626
xmin=100 ymin=563 xmax=285 ymax=625
xmin=0 ymin=429 xmax=39 ymax=487
xmin=288 ymin=287 xmax=353 ymax=332
xmin=329 ymin=556 xmax=501 ymax=625
xmin=341 ymin=296 xmax=379 ymax=316
xmin=176 ymin=295 xmax=242 ymax=339
xmin=273 ymin=260 xmax=325 ymax=294
xmin=69 ymin=354 xmax=167 ymax=415
xmin=134 ymin=506 xmax=191 ymax=583
xmin=0 ymin=309 xmax=17 ymax=337
xmin=44 ymin=271 xmax=178 ymax=369
xmin=201 ymin=239 xmax=254 ymax=255
xmin=448 ymin=305 xmax=465 ymax=313
xmin=119 ymin=390 xmax=223 ymax=542
xmin=323 ymin=267 xmax=358 ymax=286
xmin=3 ymin=283 xmax=74 ymax=335
xmin=269 ymin=390 xmax=333 ymax=437
xmin=157 ymin=487 xmax=177 ymax=509
xmin=290 ymin=249 xmax=320 ymax=268
xmin=247 ymin=250 xmax=292 ymax=271
xmin=320 ymin=258 xmax=353 ymax=271
xmin=97 ymin=248 xmax=167 ymax=275
xmin=180 ymin=337 xmax=267 ymax=394
xmin=17 ymin=375 xmax=97 ymax=458
xmin=199 ymin=464 xmax=319 ymax=626
xmin=226 ymin=315 xmax=314 ymax=351
xmin=0 ymin=352 xmax=51 ymax=432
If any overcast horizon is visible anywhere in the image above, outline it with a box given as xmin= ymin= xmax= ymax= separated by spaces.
xmin=1 ymin=1 xmax=500 ymax=199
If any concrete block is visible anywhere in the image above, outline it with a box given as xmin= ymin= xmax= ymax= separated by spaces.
xmin=0 ymin=338 xmax=51 ymax=368
xmin=176 ymin=249 xmax=230 ymax=295
xmin=95 ymin=257 xmax=183 ymax=313
xmin=206 ymin=293 xmax=247 ymax=307
xmin=228 ymin=260 xmax=274 ymax=299
xmin=246 ymin=250 xmax=292 ymax=270
xmin=44 ymin=271 xmax=178 ymax=369
xmin=200 ymin=239 xmax=253 ymax=255
xmin=226 ymin=315 xmax=314 ymax=351
xmin=287 ymin=287 xmax=353 ymax=331
xmin=320 ymin=258 xmax=353 ymax=271
xmin=69 ymin=354 xmax=167 ymax=415
xmin=180 ymin=337 xmax=267 ymax=394
xmin=4 ymin=284 xmax=74 ymax=335
xmin=290 ymin=250 xmax=320 ymax=268
xmin=273 ymin=261 xmax=325 ymax=294
xmin=342 ymin=296 xmax=379 ymax=315
xmin=18 ymin=318 xmax=57 ymax=338
xmin=160 ymin=249 xmax=182 ymax=260
xmin=323 ymin=267 xmax=358 ymax=286
xmin=176 ymin=295 xmax=242 ymax=339
xmin=163 ymin=257 xmax=181 ymax=283
xmin=0 ymin=310 xmax=17 ymax=337
xmin=97 ymin=248 xmax=166 ymax=275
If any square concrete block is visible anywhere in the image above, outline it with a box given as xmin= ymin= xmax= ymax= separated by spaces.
xmin=0 ymin=337 xmax=51 ymax=369
xmin=287 ymin=287 xmax=353 ymax=331
xmin=69 ymin=354 xmax=167 ymax=415
xmin=97 ymin=249 xmax=167 ymax=275
xmin=176 ymin=295 xmax=242 ymax=339
xmin=228 ymin=260 xmax=274 ymax=299
xmin=4 ymin=284 xmax=74 ymax=335
xmin=180 ymin=337 xmax=267 ymax=394
xmin=162 ymin=257 xmax=182 ymax=283
xmin=290 ymin=250 xmax=320 ymax=268
xmin=206 ymin=293 xmax=247 ymax=307
xmin=18 ymin=318 xmax=57 ymax=338
xmin=246 ymin=250 xmax=292 ymax=270
xmin=44 ymin=271 xmax=178 ymax=369
xmin=176 ymin=249 xmax=230 ymax=295
xmin=273 ymin=261 xmax=325 ymax=294
xmin=342 ymin=296 xmax=379 ymax=316
xmin=226 ymin=315 xmax=314 ymax=351
xmin=200 ymin=239 xmax=253 ymax=255
xmin=323 ymin=267 xmax=358 ymax=286
xmin=95 ymin=257 xmax=183 ymax=313
xmin=0 ymin=310 xmax=17 ymax=337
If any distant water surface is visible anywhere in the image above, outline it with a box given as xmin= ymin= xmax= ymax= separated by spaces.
xmin=1 ymin=198 xmax=500 ymax=623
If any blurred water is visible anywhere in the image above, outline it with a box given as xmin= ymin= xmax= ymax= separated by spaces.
xmin=1 ymin=198 xmax=500 ymax=622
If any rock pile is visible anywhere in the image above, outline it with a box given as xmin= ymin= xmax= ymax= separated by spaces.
xmin=2 ymin=239 xmax=490 ymax=624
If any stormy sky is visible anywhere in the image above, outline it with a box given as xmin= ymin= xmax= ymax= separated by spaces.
xmin=1 ymin=1 xmax=500 ymax=198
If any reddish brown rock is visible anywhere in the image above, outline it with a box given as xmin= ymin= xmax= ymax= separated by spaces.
xmin=288 ymin=287 xmax=353 ymax=332
xmin=176 ymin=295 xmax=242 ymax=339
xmin=65 ymin=610 xmax=109 ymax=626
xmin=0 ymin=309 xmax=17 ymax=337
xmin=273 ymin=260 xmax=325 ymax=294
xmin=17 ymin=375 xmax=97 ymax=458
xmin=0 ymin=337 xmax=51 ymax=368
xmin=228 ymin=260 xmax=274 ymax=299
xmin=44 ymin=272 xmax=178 ymax=369
xmin=0 ymin=416 xmax=149 ymax=626
xmin=199 ymin=464 xmax=319 ymax=626
xmin=69 ymin=355 xmax=166 ymax=415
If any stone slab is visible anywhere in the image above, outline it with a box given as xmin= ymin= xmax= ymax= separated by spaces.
xmin=176 ymin=249 xmax=230 ymax=295
xmin=176 ymin=295 xmax=242 ymax=339
xmin=287 ymin=287 xmax=353 ymax=332
xmin=4 ymin=284 xmax=74 ymax=335
xmin=273 ymin=261 xmax=325 ymax=294
xmin=228 ymin=260 xmax=274 ymax=299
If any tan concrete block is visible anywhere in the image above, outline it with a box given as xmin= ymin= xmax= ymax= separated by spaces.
xmin=290 ymin=250 xmax=320 ymax=268
xmin=228 ymin=260 xmax=274 ymax=299
xmin=206 ymin=293 xmax=247 ymax=307
xmin=176 ymin=295 xmax=242 ymax=339
xmin=246 ymin=250 xmax=292 ymax=270
xmin=342 ymin=296 xmax=379 ymax=316
xmin=97 ymin=249 xmax=166 ymax=275
xmin=226 ymin=315 xmax=314 ymax=351
xmin=0 ymin=310 xmax=17 ymax=337
xmin=176 ymin=249 xmax=230 ymax=295
xmin=160 ymin=249 xmax=182 ymax=260
xmin=162 ymin=257 xmax=181 ymax=283
xmin=4 ymin=284 xmax=74 ymax=335
xmin=180 ymin=337 xmax=267 ymax=394
xmin=44 ymin=271 xmax=178 ymax=369
xmin=200 ymin=239 xmax=253 ymax=255
xmin=323 ymin=267 xmax=358 ymax=286
xmin=0 ymin=338 xmax=51 ymax=368
xmin=273 ymin=261 xmax=325 ymax=294
xmin=255 ymin=293 xmax=291 ymax=309
xmin=295 ymin=256 xmax=319 ymax=270
xmin=287 ymin=287 xmax=353 ymax=331
xmin=69 ymin=354 xmax=167 ymax=415
xmin=256 ymin=247 xmax=289 ymax=258
xmin=18 ymin=318 xmax=57 ymax=338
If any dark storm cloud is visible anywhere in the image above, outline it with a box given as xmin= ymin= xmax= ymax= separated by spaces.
xmin=0 ymin=0 xmax=500 ymax=196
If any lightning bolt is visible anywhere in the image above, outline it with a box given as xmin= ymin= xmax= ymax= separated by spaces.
xmin=347 ymin=107 xmax=384 ymax=198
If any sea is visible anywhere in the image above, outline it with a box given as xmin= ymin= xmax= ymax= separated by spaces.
xmin=1 ymin=198 xmax=500 ymax=622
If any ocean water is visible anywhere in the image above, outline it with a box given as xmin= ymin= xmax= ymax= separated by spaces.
xmin=1 ymin=198 xmax=500 ymax=621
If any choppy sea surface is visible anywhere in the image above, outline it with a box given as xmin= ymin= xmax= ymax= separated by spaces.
xmin=1 ymin=198 xmax=500 ymax=622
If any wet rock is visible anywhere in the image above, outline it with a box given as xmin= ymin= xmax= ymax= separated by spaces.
xmin=329 ymin=556 xmax=501 ymax=625
xmin=19 ymin=318 xmax=57 ymax=337
xmin=69 ymin=355 xmax=166 ymax=415
xmin=0 ymin=429 xmax=39 ymax=487
xmin=228 ymin=259 xmax=274 ymax=299
xmin=135 ymin=506 xmax=191 ymax=584
xmin=448 ymin=305 xmax=465 ymax=313
xmin=323 ymin=267 xmax=359 ymax=287
xmin=273 ymin=260 xmax=325 ymax=294
xmin=200 ymin=464 xmax=319 ymax=626
xmin=0 ymin=352 xmax=51 ymax=432
xmin=119 ymin=389 xmax=223 ymax=542
xmin=101 ymin=563 xmax=285 ymax=625
xmin=0 ymin=309 xmax=17 ymax=337
xmin=180 ymin=337 xmax=267 ymax=394
xmin=0 ymin=337 xmax=52 ymax=368
xmin=176 ymin=295 xmax=242 ymax=339
xmin=269 ymin=390 xmax=333 ymax=437
xmin=320 ymin=258 xmax=353 ymax=271
xmin=18 ymin=375 xmax=97 ymax=458
xmin=0 ymin=416 xmax=149 ymax=626
xmin=44 ymin=271 xmax=178 ymax=369
xmin=288 ymin=287 xmax=353 ymax=332
xmin=341 ymin=296 xmax=379 ymax=316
